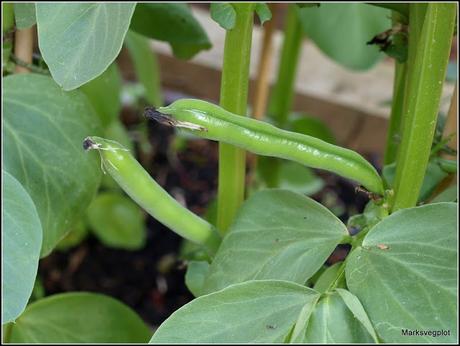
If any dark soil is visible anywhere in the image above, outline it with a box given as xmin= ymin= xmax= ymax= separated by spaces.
xmin=38 ymin=95 xmax=375 ymax=329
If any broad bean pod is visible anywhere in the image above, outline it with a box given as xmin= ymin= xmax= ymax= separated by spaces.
xmin=83 ymin=136 xmax=221 ymax=255
xmin=145 ymin=99 xmax=384 ymax=195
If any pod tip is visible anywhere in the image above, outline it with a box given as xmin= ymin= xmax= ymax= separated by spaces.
xmin=83 ymin=137 xmax=98 ymax=151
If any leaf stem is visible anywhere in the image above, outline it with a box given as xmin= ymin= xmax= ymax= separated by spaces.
xmin=217 ymin=3 xmax=255 ymax=234
xmin=391 ymin=3 xmax=456 ymax=211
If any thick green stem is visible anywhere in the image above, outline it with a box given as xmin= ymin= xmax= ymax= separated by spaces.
xmin=392 ymin=3 xmax=456 ymax=211
xmin=2 ymin=3 xmax=14 ymax=33
xmin=268 ymin=4 xmax=303 ymax=128
xmin=217 ymin=4 xmax=255 ymax=234
xmin=383 ymin=12 xmax=408 ymax=166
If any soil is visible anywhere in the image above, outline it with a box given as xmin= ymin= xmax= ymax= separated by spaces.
xmin=38 ymin=93 xmax=375 ymax=329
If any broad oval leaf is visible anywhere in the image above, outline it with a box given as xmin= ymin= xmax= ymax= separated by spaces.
xmin=36 ymin=3 xmax=136 ymax=90
xmin=80 ymin=62 xmax=122 ymax=128
xmin=2 ymin=171 xmax=42 ymax=323
xmin=8 ymin=292 xmax=151 ymax=343
xmin=302 ymin=291 xmax=375 ymax=343
xmin=298 ymin=4 xmax=390 ymax=70
xmin=346 ymin=203 xmax=457 ymax=343
xmin=313 ymin=262 xmax=343 ymax=293
xmin=86 ymin=192 xmax=146 ymax=250
xmin=3 ymin=74 xmax=102 ymax=257
xmin=202 ymin=189 xmax=348 ymax=294
xmin=335 ymin=288 xmax=379 ymax=343
xmin=150 ymin=280 xmax=320 ymax=343
xmin=130 ymin=3 xmax=211 ymax=59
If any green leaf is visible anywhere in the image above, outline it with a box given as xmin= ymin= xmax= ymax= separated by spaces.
xmin=13 ymin=3 xmax=36 ymax=29
xmin=277 ymin=162 xmax=324 ymax=196
xmin=80 ymin=63 xmax=122 ymax=128
xmin=335 ymin=288 xmax=379 ymax=343
xmin=288 ymin=115 xmax=337 ymax=144
xmin=255 ymin=3 xmax=272 ymax=25
xmin=298 ymin=4 xmax=391 ymax=70
xmin=289 ymin=295 xmax=319 ymax=343
xmin=87 ymin=192 xmax=146 ymax=250
xmin=202 ymin=190 xmax=348 ymax=294
xmin=2 ymin=170 xmax=42 ymax=323
xmin=431 ymin=184 xmax=457 ymax=203
xmin=210 ymin=3 xmax=236 ymax=30
xmin=3 ymin=74 xmax=102 ymax=256
xmin=124 ymin=30 xmax=163 ymax=107
xmin=302 ymin=291 xmax=375 ymax=343
xmin=8 ymin=292 xmax=151 ymax=343
xmin=346 ymin=203 xmax=457 ymax=342
xmin=185 ymin=260 xmax=210 ymax=297
xmin=384 ymin=160 xmax=448 ymax=202
xmin=130 ymin=3 xmax=211 ymax=59
xmin=36 ymin=3 xmax=136 ymax=90
xmin=313 ymin=262 xmax=343 ymax=293
xmin=55 ymin=218 xmax=88 ymax=251
xmin=150 ymin=280 xmax=320 ymax=343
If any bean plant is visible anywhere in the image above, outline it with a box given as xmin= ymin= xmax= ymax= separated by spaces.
xmin=2 ymin=2 xmax=457 ymax=344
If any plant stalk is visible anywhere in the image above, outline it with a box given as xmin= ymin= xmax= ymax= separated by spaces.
xmin=14 ymin=26 xmax=34 ymax=74
xmin=247 ymin=3 xmax=278 ymax=188
xmin=392 ymin=3 xmax=456 ymax=211
xmin=268 ymin=4 xmax=303 ymax=128
xmin=217 ymin=3 xmax=255 ymax=233
xmin=383 ymin=12 xmax=408 ymax=166
xmin=253 ymin=3 xmax=278 ymax=121
xmin=262 ymin=4 xmax=303 ymax=187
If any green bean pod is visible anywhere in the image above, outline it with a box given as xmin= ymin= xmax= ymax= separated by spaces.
xmin=83 ymin=136 xmax=221 ymax=255
xmin=147 ymin=99 xmax=384 ymax=195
